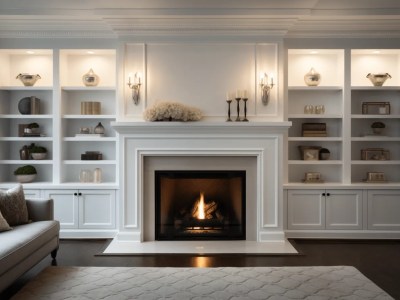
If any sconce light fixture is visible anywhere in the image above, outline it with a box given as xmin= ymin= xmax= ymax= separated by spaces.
xmin=127 ymin=72 xmax=141 ymax=105
xmin=260 ymin=73 xmax=274 ymax=105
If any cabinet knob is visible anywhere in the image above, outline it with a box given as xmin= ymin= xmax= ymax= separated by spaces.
xmin=322 ymin=193 xmax=326 ymax=196
xmin=74 ymin=193 xmax=78 ymax=196
xmin=78 ymin=192 xmax=82 ymax=196
xmin=327 ymin=193 xmax=330 ymax=197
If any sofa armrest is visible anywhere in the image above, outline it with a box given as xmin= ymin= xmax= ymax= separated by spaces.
xmin=25 ymin=198 xmax=54 ymax=222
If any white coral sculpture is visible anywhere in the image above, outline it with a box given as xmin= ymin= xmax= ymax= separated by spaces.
xmin=143 ymin=101 xmax=203 ymax=122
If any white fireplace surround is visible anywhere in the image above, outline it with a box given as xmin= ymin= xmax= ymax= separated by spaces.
xmin=112 ymin=121 xmax=291 ymax=245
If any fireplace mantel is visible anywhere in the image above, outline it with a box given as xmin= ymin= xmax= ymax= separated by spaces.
xmin=112 ymin=119 xmax=291 ymax=244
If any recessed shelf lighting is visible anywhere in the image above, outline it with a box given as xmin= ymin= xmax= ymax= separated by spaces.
xmin=372 ymin=50 xmax=381 ymax=54
xmin=26 ymin=51 xmax=35 ymax=54
xmin=310 ymin=50 xmax=319 ymax=54
xmin=87 ymin=51 xmax=95 ymax=54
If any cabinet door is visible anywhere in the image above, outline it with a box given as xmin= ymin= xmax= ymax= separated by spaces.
xmin=43 ymin=189 xmax=78 ymax=229
xmin=79 ymin=190 xmax=116 ymax=229
xmin=368 ymin=190 xmax=400 ymax=230
xmin=23 ymin=189 xmax=41 ymax=199
xmin=326 ymin=190 xmax=362 ymax=230
xmin=287 ymin=190 xmax=325 ymax=230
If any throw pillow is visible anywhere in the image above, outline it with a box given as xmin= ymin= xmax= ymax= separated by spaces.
xmin=0 ymin=209 xmax=12 ymax=232
xmin=0 ymin=184 xmax=29 ymax=226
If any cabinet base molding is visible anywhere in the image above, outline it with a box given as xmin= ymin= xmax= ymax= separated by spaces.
xmin=285 ymin=230 xmax=400 ymax=239
xmin=60 ymin=230 xmax=118 ymax=239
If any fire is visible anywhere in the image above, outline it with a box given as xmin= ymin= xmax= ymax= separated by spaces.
xmin=197 ymin=192 xmax=205 ymax=219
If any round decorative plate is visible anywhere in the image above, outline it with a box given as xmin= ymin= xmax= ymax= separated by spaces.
xmin=18 ymin=97 xmax=31 ymax=114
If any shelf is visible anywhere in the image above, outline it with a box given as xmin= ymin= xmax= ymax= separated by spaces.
xmin=63 ymin=115 xmax=116 ymax=119
xmin=63 ymin=160 xmax=117 ymax=165
xmin=288 ymin=160 xmax=342 ymax=165
xmin=0 ymin=137 xmax=53 ymax=141
xmin=0 ymin=160 xmax=54 ymax=164
xmin=352 ymin=114 xmax=400 ymax=119
xmin=288 ymin=114 xmax=342 ymax=119
xmin=288 ymin=137 xmax=342 ymax=142
xmin=351 ymin=160 xmax=400 ymax=165
xmin=352 ymin=137 xmax=400 ymax=142
xmin=351 ymin=86 xmax=400 ymax=91
xmin=288 ymin=86 xmax=343 ymax=91
xmin=63 ymin=137 xmax=117 ymax=142
xmin=0 ymin=86 xmax=53 ymax=91
xmin=61 ymin=86 xmax=116 ymax=91
xmin=0 ymin=114 xmax=53 ymax=119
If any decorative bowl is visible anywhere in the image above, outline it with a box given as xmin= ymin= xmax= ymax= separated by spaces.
xmin=366 ymin=73 xmax=391 ymax=86
xmin=15 ymin=174 xmax=36 ymax=183
xmin=31 ymin=153 xmax=47 ymax=160
xmin=16 ymin=73 xmax=41 ymax=86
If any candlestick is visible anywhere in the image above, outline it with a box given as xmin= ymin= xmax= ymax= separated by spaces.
xmin=242 ymin=97 xmax=248 ymax=122
xmin=235 ymin=97 xmax=241 ymax=121
xmin=226 ymin=99 xmax=232 ymax=122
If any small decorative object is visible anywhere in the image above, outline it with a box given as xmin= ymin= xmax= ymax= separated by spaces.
xmin=82 ymin=68 xmax=99 ymax=87
xmin=298 ymin=146 xmax=321 ymax=161
xmin=80 ymin=127 xmax=91 ymax=134
xmin=302 ymin=123 xmax=327 ymax=137
xmin=81 ymin=101 xmax=101 ymax=115
xmin=14 ymin=165 xmax=37 ymax=183
xmin=304 ymin=105 xmax=314 ymax=114
xmin=319 ymin=148 xmax=330 ymax=160
xmin=371 ymin=121 xmax=386 ymax=134
xmin=16 ymin=73 xmax=41 ymax=86
xmin=366 ymin=73 xmax=391 ymax=86
xmin=363 ymin=172 xmax=387 ymax=183
xmin=20 ymin=122 xmax=41 ymax=137
xmin=94 ymin=122 xmax=105 ymax=134
xmin=79 ymin=169 xmax=92 ymax=183
xmin=303 ymin=172 xmax=324 ymax=183
xmin=93 ymin=168 xmax=102 ymax=183
xmin=30 ymin=145 xmax=47 ymax=160
xmin=81 ymin=151 xmax=102 ymax=160
xmin=18 ymin=96 xmax=40 ymax=115
xmin=361 ymin=148 xmax=390 ymax=160
xmin=143 ymin=101 xmax=202 ymax=122
xmin=226 ymin=92 xmax=232 ymax=122
xmin=362 ymin=102 xmax=390 ymax=115
xmin=19 ymin=145 xmax=30 ymax=160
xmin=315 ymin=105 xmax=325 ymax=114
xmin=304 ymin=68 xmax=321 ymax=86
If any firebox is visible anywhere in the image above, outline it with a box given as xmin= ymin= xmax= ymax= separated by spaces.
xmin=155 ymin=170 xmax=246 ymax=240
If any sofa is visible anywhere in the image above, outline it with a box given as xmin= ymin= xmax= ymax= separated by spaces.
xmin=0 ymin=197 xmax=60 ymax=292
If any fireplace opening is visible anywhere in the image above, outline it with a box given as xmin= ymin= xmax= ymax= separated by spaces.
xmin=155 ymin=170 xmax=246 ymax=240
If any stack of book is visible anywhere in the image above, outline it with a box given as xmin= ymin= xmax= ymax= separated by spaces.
xmin=302 ymin=123 xmax=327 ymax=137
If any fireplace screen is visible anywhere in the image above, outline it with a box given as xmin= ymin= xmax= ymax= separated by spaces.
xmin=155 ymin=170 xmax=246 ymax=240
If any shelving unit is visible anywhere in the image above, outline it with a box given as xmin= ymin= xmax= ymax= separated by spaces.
xmin=287 ymin=49 xmax=345 ymax=184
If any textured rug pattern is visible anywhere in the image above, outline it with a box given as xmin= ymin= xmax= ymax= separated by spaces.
xmin=12 ymin=266 xmax=393 ymax=300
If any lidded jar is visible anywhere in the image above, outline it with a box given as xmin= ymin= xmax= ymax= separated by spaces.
xmin=304 ymin=68 xmax=321 ymax=86
xmin=82 ymin=68 xmax=99 ymax=86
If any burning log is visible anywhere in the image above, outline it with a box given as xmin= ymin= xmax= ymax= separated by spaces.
xmin=191 ymin=198 xmax=218 ymax=220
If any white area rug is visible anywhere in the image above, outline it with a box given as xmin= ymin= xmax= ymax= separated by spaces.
xmin=12 ymin=266 xmax=393 ymax=299
xmin=103 ymin=240 xmax=299 ymax=255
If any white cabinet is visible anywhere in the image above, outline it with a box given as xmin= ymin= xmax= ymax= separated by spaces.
xmin=43 ymin=189 xmax=116 ymax=234
xmin=367 ymin=190 xmax=400 ymax=230
xmin=287 ymin=189 xmax=362 ymax=230
xmin=23 ymin=189 xmax=41 ymax=198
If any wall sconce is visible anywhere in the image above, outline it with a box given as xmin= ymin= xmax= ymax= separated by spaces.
xmin=260 ymin=73 xmax=274 ymax=105
xmin=127 ymin=72 xmax=141 ymax=105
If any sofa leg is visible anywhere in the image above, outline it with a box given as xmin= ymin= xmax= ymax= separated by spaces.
xmin=51 ymin=248 xmax=58 ymax=259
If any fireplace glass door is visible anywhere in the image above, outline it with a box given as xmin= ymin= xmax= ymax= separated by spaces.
xmin=155 ymin=170 xmax=246 ymax=240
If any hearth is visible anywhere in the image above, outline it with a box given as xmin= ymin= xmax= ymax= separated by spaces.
xmin=155 ymin=170 xmax=246 ymax=240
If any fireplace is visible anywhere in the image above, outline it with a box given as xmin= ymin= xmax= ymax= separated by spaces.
xmin=155 ymin=170 xmax=246 ymax=240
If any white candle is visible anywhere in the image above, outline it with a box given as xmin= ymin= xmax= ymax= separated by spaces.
xmin=236 ymin=90 xmax=241 ymax=98
xmin=243 ymin=89 xmax=248 ymax=98
xmin=226 ymin=92 xmax=230 ymax=100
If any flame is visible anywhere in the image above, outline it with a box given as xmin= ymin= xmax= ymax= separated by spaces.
xmin=197 ymin=192 xmax=205 ymax=220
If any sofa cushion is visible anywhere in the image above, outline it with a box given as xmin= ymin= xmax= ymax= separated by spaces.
xmin=0 ymin=220 xmax=60 ymax=275
xmin=0 ymin=210 xmax=12 ymax=232
xmin=0 ymin=184 xmax=29 ymax=226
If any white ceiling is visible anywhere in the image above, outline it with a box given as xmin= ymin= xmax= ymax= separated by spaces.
xmin=1 ymin=0 xmax=400 ymax=38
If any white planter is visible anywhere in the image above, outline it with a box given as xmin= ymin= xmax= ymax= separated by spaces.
xmin=31 ymin=153 xmax=47 ymax=160
xmin=16 ymin=174 xmax=36 ymax=183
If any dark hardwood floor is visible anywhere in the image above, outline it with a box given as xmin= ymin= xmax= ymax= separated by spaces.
xmin=2 ymin=239 xmax=400 ymax=299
